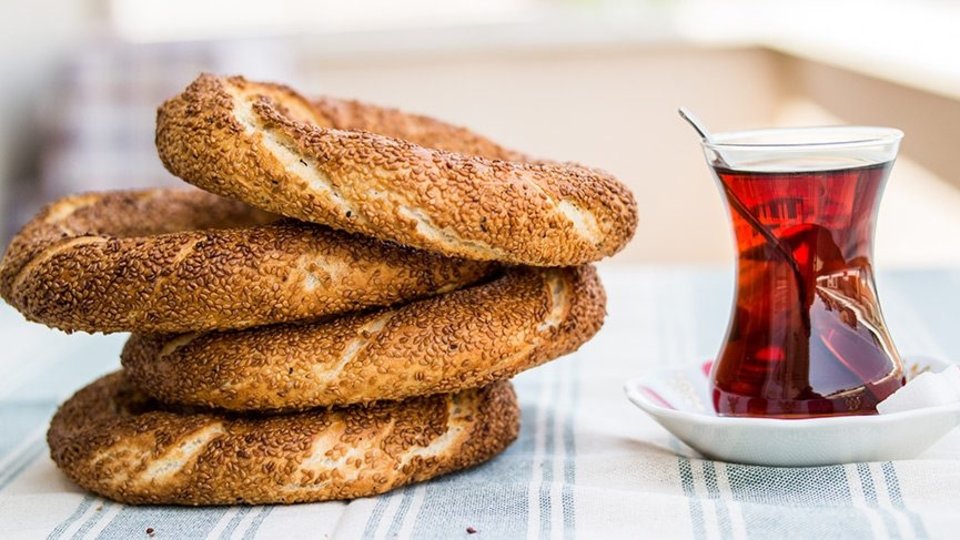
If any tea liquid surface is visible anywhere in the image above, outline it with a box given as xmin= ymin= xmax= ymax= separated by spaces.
xmin=711 ymin=160 xmax=905 ymax=418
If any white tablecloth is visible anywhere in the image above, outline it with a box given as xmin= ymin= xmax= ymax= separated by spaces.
xmin=1 ymin=266 xmax=958 ymax=539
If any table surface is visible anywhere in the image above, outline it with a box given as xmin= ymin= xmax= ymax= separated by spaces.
xmin=1 ymin=266 xmax=958 ymax=540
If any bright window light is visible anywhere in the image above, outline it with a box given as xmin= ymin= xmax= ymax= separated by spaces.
xmin=109 ymin=0 xmax=536 ymax=42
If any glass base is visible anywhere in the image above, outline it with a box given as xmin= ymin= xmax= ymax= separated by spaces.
xmin=711 ymin=373 xmax=905 ymax=418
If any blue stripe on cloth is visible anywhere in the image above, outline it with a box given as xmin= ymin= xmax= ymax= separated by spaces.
xmin=856 ymin=463 xmax=900 ymax=538
xmin=47 ymin=496 xmax=96 ymax=540
xmin=0 ymin=401 xmax=55 ymax=457
xmin=690 ymin=269 xmax=732 ymax=361
xmin=677 ymin=458 xmax=707 ymax=540
xmin=0 ymin=437 xmax=45 ymax=489
xmin=221 ymin=507 xmax=255 ymax=539
xmin=538 ymin=381 xmax=557 ymax=539
xmin=0 ymin=402 xmax=55 ymax=492
xmin=96 ymin=506 xmax=236 ymax=539
xmin=70 ymin=500 xmax=117 ymax=539
xmin=724 ymin=465 xmax=873 ymax=538
xmin=701 ymin=461 xmax=733 ymax=540
xmin=384 ymin=488 xmax=416 ymax=539
xmin=0 ymin=346 xmax=118 ymax=537
xmin=1 ymin=335 xmax=124 ymax=402
xmin=881 ymin=462 xmax=929 ymax=539
xmin=360 ymin=490 xmax=398 ymax=538
xmin=404 ymin=369 xmax=544 ymax=539
xmin=561 ymin=357 xmax=578 ymax=540
xmin=885 ymin=270 xmax=960 ymax=360
xmin=242 ymin=507 xmax=275 ymax=540
xmin=673 ymin=273 xmax=709 ymax=540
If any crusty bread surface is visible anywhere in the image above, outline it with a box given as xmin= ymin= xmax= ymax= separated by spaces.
xmin=123 ymin=265 xmax=605 ymax=411
xmin=156 ymin=74 xmax=638 ymax=266
xmin=48 ymin=372 xmax=519 ymax=505
xmin=308 ymin=95 xmax=527 ymax=162
xmin=0 ymin=189 xmax=494 ymax=333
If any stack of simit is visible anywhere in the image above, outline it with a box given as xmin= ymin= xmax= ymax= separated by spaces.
xmin=0 ymin=74 xmax=637 ymax=505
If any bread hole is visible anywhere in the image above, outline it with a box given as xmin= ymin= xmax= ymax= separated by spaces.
xmin=537 ymin=272 xmax=569 ymax=331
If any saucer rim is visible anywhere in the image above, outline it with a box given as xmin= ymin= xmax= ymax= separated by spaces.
xmin=623 ymin=356 xmax=960 ymax=429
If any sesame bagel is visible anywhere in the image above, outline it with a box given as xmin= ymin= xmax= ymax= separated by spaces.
xmin=156 ymin=74 xmax=638 ymax=266
xmin=0 ymin=189 xmax=493 ymax=334
xmin=308 ymin=95 xmax=526 ymax=162
xmin=48 ymin=372 xmax=519 ymax=505
xmin=123 ymin=265 xmax=604 ymax=411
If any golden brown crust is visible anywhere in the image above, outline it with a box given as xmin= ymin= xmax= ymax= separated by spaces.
xmin=123 ymin=265 xmax=605 ymax=411
xmin=48 ymin=372 xmax=519 ymax=505
xmin=308 ymin=96 xmax=527 ymax=162
xmin=156 ymin=74 xmax=638 ymax=266
xmin=0 ymin=189 xmax=494 ymax=334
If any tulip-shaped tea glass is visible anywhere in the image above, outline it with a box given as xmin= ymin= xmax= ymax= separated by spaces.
xmin=702 ymin=126 xmax=906 ymax=418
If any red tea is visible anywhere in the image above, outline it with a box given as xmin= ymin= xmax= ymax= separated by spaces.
xmin=711 ymin=160 xmax=905 ymax=417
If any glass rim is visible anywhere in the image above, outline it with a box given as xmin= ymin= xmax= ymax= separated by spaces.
xmin=703 ymin=125 xmax=904 ymax=150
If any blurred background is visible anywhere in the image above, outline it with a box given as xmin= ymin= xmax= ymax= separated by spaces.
xmin=1 ymin=0 xmax=959 ymax=267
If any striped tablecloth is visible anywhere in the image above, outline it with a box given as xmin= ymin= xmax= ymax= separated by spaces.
xmin=1 ymin=266 xmax=958 ymax=540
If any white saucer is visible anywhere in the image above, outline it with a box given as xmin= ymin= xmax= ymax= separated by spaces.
xmin=624 ymin=357 xmax=960 ymax=466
